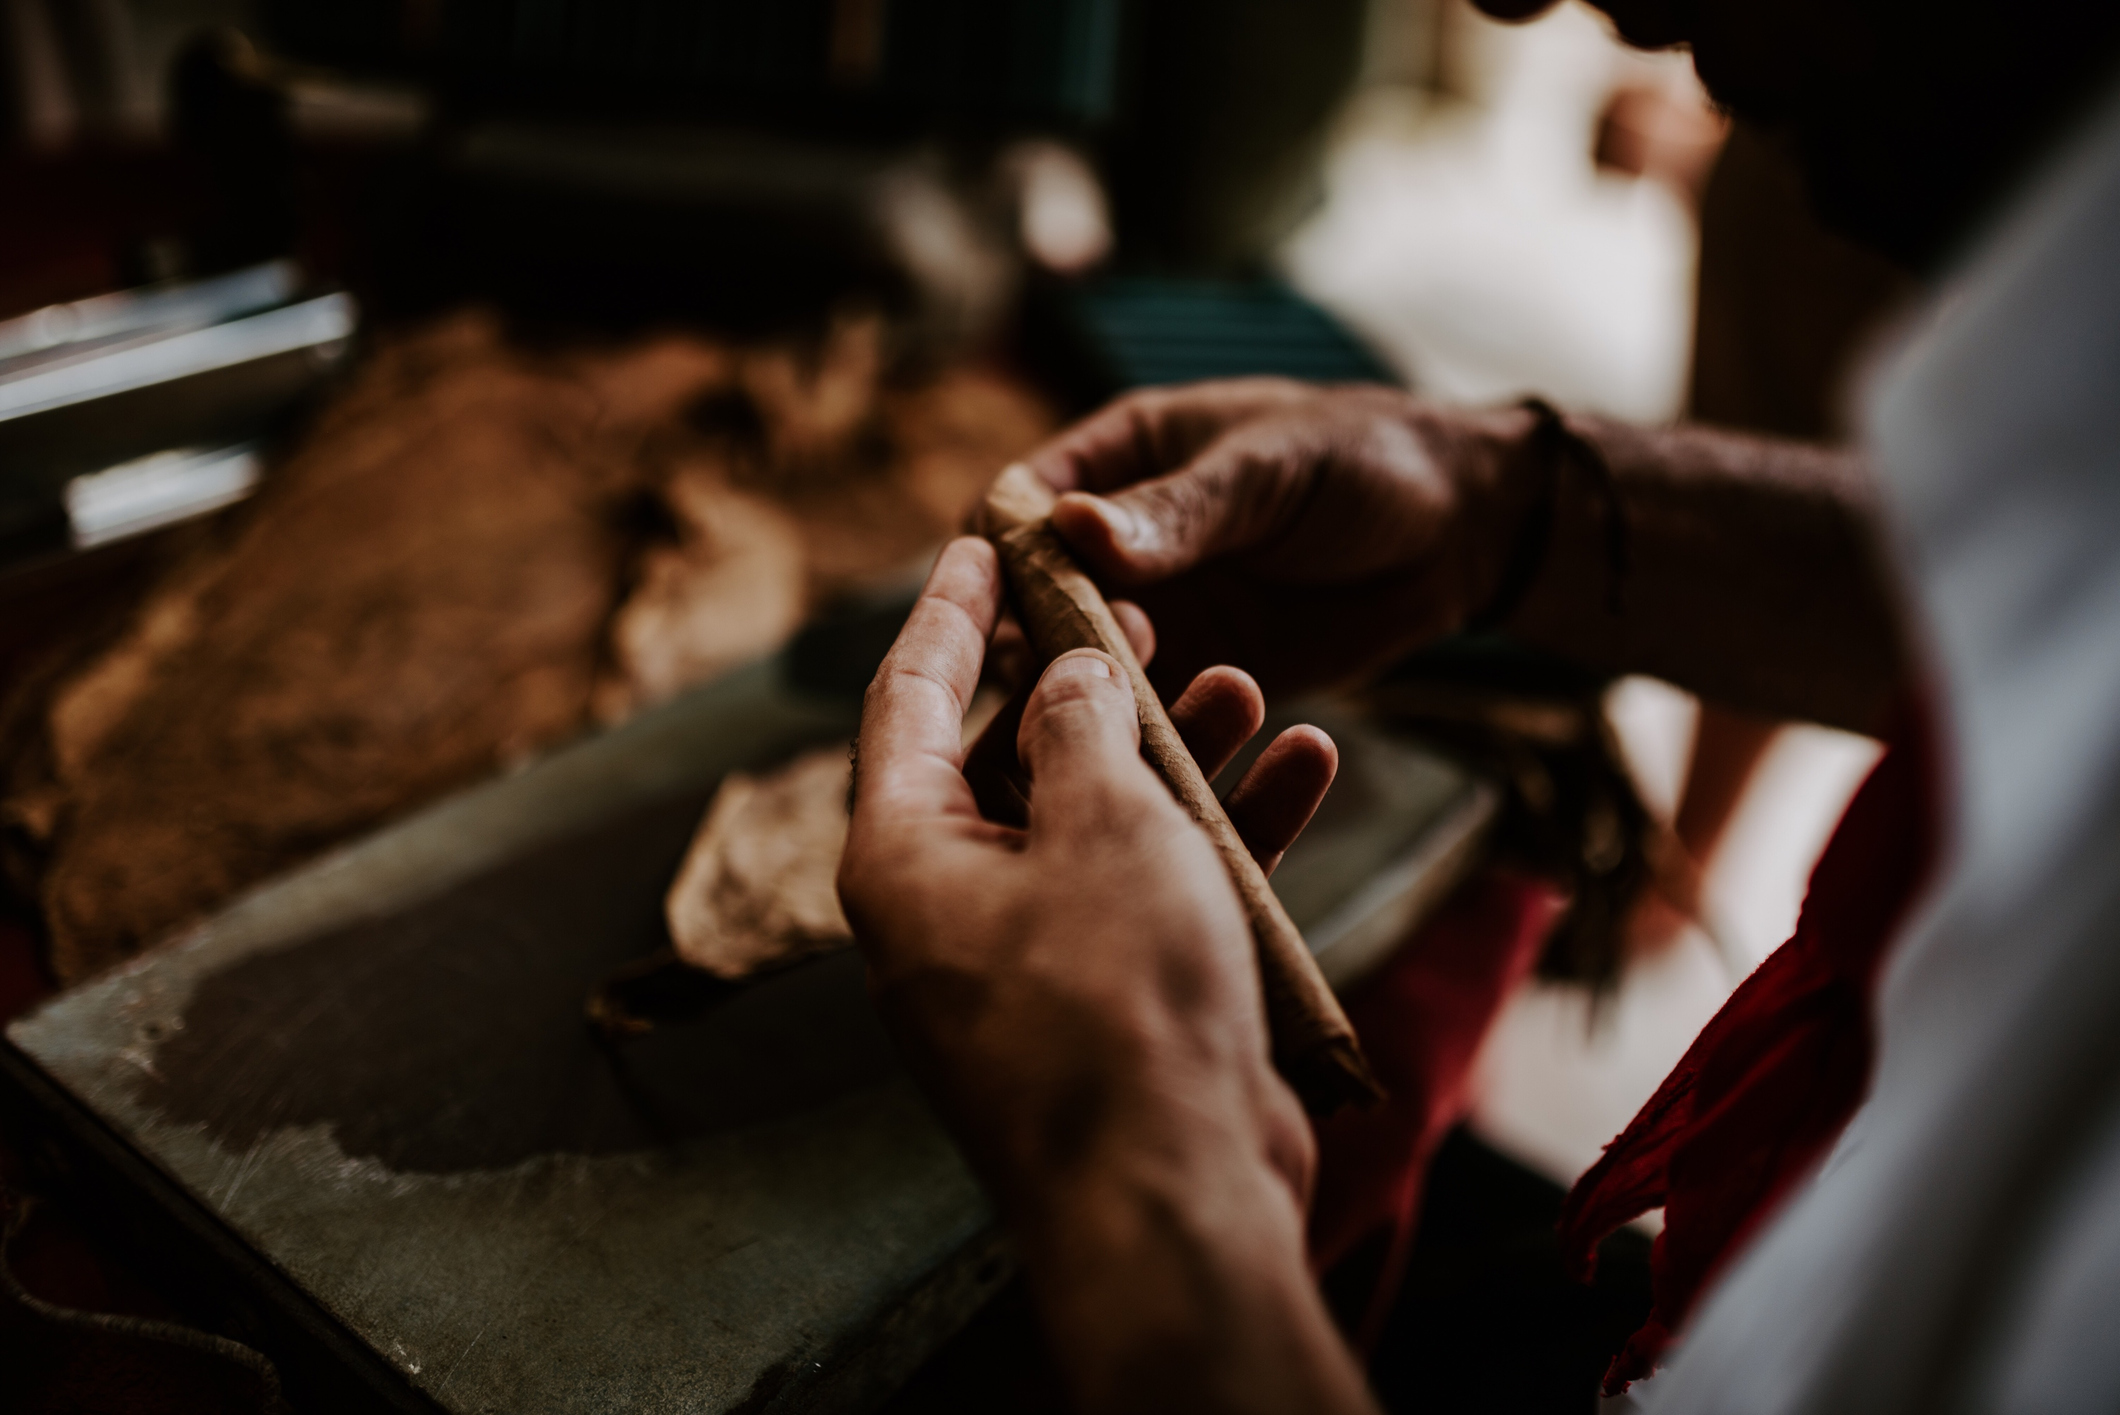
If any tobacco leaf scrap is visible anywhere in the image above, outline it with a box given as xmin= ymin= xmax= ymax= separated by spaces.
xmin=663 ymin=745 xmax=854 ymax=981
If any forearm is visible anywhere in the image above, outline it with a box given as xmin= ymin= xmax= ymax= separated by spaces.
xmin=1014 ymin=1097 xmax=1378 ymax=1415
xmin=1496 ymin=413 xmax=1911 ymax=733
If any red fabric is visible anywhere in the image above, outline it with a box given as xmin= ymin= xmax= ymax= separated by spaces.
xmin=1557 ymin=712 xmax=1940 ymax=1395
xmin=1309 ymin=869 xmax=1566 ymax=1348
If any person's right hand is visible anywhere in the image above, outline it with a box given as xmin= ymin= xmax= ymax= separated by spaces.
xmin=1022 ymin=378 xmax=1542 ymax=696
xmin=838 ymin=538 xmax=1379 ymax=1414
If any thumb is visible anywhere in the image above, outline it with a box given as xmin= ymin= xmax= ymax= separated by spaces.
xmin=1016 ymin=651 xmax=1166 ymax=829
xmin=1049 ymin=430 xmax=1303 ymax=585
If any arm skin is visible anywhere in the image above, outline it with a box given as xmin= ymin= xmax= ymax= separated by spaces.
xmin=1031 ymin=379 xmax=1912 ymax=735
xmin=1502 ymin=413 xmax=1908 ymax=733
xmin=840 ymin=539 xmax=1378 ymax=1415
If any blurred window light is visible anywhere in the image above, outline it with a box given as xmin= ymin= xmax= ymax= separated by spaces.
xmin=1008 ymin=140 xmax=1112 ymax=274
xmin=0 ymin=294 xmax=354 ymax=425
xmin=66 ymin=445 xmax=262 ymax=549
xmin=0 ymin=261 xmax=299 ymax=371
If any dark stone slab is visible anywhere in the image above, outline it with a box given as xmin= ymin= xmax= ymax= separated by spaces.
xmin=7 ymin=657 xmax=1489 ymax=1413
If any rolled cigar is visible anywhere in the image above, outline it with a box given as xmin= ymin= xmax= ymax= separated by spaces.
xmin=981 ymin=463 xmax=1384 ymax=1117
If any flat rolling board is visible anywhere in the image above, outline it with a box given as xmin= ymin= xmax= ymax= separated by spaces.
xmin=5 ymin=649 xmax=1490 ymax=1414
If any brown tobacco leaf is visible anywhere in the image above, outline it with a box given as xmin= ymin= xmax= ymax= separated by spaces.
xmin=647 ymin=688 xmax=1013 ymax=995
xmin=27 ymin=314 xmax=674 ymax=982
xmin=593 ymin=475 xmax=810 ymax=722
xmin=663 ymin=745 xmax=854 ymax=980
xmin=594 ymin=316 xmax=1054 ymax=720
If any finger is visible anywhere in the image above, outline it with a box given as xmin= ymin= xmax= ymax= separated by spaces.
xmin=1016 ymin=651 xmax=1166 ymax=831
xmin=1110 ymin=599 xmax=1155 ymax=668
xmin=853 ymin=538 xmax=1002 ymax=819
xmin=1048 ymin=422 xmax=1311 ymax=586
xmin=1223 ymin=725 xmax=1338 ymax=874
xmin=1167 ymin=665 xmax=1265 ymax=782
xmin=968 ymin=604 xmax=1152 ymax=829
xmin=1019 ymin=388 xmax=1207 ymax=495
xmin=1021 ymin=378 xmax=1314 ymax=495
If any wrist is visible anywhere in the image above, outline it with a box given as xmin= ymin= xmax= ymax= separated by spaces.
xmin=1461 ymin=400 xmax=1563 ymax=632
xmin=1463 ymin=400 xmax=1628 ymax=633
xmin=1389 ymin=396 xmax=1555 ymax=635
xmin=1016 ymin=1114 xmax=1361 ymax=1414
xmin=988 ymin=996 xmax=1296 ymax=1224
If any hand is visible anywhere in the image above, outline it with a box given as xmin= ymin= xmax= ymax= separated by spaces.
xmin=840 ymin=537 xmax=1375 ymax=1414
xmin=1023 ymin=378 xmax=1540 ymax=696
xmin=840 ymin=535 xmax=1333 ymax=1213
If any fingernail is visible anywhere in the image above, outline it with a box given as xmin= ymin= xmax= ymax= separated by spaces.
xmin=1049 ymin=653 xmax=1111 ymax=681
xmin=1089 ymin=495 xmax=1146 ymax=551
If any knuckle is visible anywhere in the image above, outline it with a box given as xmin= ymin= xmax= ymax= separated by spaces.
xmin=1034 ymin=676 xmax=1100 ymax=716
xmin=1143 ymin=475 xmax=1210 ymax=545
xmin=1021 ymin=688 xmax=1099 ymax=747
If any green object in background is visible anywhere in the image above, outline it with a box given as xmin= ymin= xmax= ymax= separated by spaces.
xmin=268 ymin=0 xmax=1127 ymax=128
xmin=1061 ymin=276 xmax=1398 ymax=394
